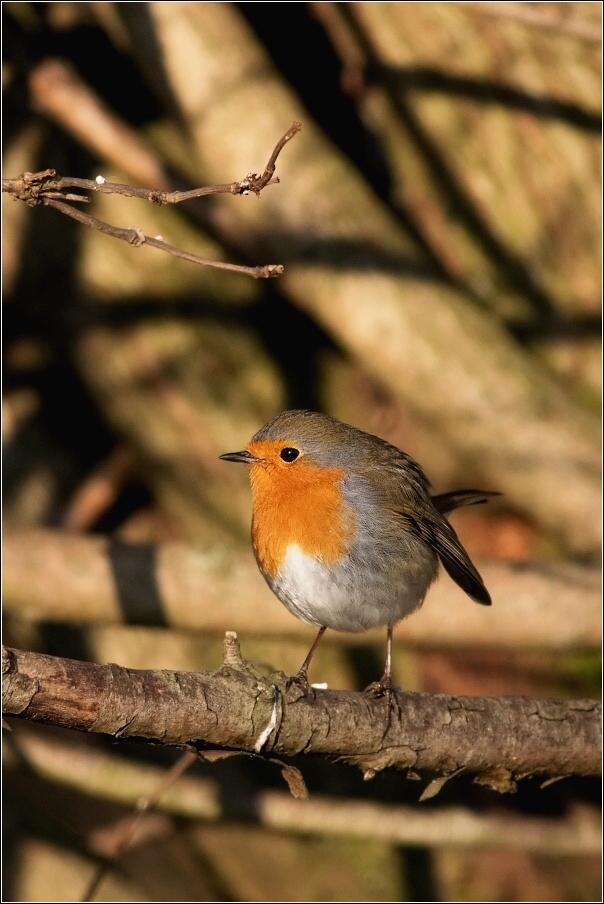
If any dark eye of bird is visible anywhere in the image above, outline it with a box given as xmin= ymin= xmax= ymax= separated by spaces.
xmin=280 ymin=447 xmax=299 ymax=462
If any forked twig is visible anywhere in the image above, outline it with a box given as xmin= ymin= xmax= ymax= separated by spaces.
xmin=2 ymin=122 xmax=302 ymax=279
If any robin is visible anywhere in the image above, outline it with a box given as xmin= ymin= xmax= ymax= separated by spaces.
xmin=220 ymin=410 xmax=497 ymax=698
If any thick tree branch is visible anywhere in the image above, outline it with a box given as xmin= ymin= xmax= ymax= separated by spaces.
xmin=3 ymin=639 xmax=600 ymax=789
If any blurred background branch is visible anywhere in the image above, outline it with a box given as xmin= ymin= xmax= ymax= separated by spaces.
xmin=3 ymin=527 xmax=601 ymax=650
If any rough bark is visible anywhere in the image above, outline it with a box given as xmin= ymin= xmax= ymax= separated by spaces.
xmin=3 ymin=639 xmax=600 ymax=788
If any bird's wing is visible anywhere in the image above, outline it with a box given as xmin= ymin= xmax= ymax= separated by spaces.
xmin=395 ymin=505 xmax=492 ymax=606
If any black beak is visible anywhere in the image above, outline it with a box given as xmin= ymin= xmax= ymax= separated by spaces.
xmin=219 ymin=450 xmax=264 ymax=464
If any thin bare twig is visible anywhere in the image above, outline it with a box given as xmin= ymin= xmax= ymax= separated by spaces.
xmin=247 ymin=120 xmax=302 ymax=192
xmin=43 ymin=196 xmax=283 ymax=278
xmin=1 ymin=122 xmax=302 ymax=279
xmin=2 ymin=172 xmax=280 ymax=204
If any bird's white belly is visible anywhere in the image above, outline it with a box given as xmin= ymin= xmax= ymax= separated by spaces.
xmin=266 ymin=544 xmax=432 ymax=633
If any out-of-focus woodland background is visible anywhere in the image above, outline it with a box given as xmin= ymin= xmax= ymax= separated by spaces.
xmin=2 ymin=2 xmax=601 ymax=901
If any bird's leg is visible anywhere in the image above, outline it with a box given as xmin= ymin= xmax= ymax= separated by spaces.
xmin=287 ymin=626 xmax=327 ymax=693
xmin=364 ymin=622 xmax=394 ymax=701
xmin=364 ymin=624 xmax=403 ymax=733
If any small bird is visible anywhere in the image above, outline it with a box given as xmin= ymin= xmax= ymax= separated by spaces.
xmin=220 ymin=410 xmax=497 ymax=698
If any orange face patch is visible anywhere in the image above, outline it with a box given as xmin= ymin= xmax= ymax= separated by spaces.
xmin=246 ymin=438 xmax=356 ymax=578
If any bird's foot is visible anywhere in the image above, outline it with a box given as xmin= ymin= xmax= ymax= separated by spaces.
xmin=285 ymin=668 xmax=316 ymax=699
xmin=364 ymin=675 xmax=401 ymax=735
xmin=363 ymin=674 xmax=392 ymax=700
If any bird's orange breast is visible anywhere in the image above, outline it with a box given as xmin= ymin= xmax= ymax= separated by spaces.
xmin=247 ymin=440 xmax=356 ymax=578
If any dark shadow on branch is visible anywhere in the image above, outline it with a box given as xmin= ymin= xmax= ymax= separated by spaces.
xmin=379 ymin=65 xmax=601 ymax=132
xmin=107 ymin=538 xmax=167 ymax=627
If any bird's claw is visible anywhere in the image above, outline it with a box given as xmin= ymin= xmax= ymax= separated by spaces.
xmin=363 ymin=676 xmax=392 ymax=699
xmin=364 ymin=677 xmax=402 ymax=735
xmin=285 ymin=670 xmax=316 ymax=699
